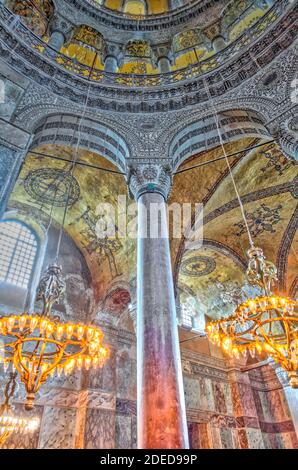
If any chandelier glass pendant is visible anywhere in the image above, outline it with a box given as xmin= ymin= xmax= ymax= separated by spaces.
xmin=0 ymin=264 xmax=110 ymax=410
xmin=202 ymin=75 xmax=298 ymax=388
xmin=206 ymin=246 xmax=298 ymax=387
xmin=0 ymin=372 xmax=39 ymax=445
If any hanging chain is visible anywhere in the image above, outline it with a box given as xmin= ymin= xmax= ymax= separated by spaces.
xmin=55 ymin=81 xmax=92 ymax=261
xmin=202 ymin=75 xmax=255 ymax=248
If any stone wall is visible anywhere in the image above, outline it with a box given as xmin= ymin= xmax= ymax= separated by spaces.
xmin=1 ymin=328 xmax=297 ymax=449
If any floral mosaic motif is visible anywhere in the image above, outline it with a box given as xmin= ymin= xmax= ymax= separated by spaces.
xmin=234 ymin=203 xmax=283 ymax=238
xmin=173 ymin=28 xmax=203 ymax=52
xmin=180 ymin=256 xmax=216 ymax=277
xmin=130 ymin=63 xmax=147 ymax=75
xmin=72 ymin=25 xmax=104 ymax=51
xmin=7 ymin=0 xmax=53 ymax=37
xmin=126 ymin=41 xmax=151 ymax=59
xmin=260 ymin=144 xmax=295 ymax=176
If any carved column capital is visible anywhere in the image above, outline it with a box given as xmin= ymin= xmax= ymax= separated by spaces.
xmin=269 ymin=116 xmax=298 ymax=161
xmin=127 ymin=164 xmax=173 ymax=201
xmin=152 ymin=43 xmax=174 ymax=68
xmin=49 ymin=14 xmax=73 ymax=41
xmin=103 ymin=43 xmax=124 ymax=66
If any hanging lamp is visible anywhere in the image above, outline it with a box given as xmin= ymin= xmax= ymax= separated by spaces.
xmin=0 ymin=81 xmax=110 ymax=408
xmin=201 ymin=76 xmax=298 ymax=387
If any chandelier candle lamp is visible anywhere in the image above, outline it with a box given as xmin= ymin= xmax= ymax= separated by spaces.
xmin=0 ymin=264 xmax=110 ymax=410
xmin=206 ymin=246 xmax=298 ymax=387
xmin=0 ymin=372 xmax=39 ymax=445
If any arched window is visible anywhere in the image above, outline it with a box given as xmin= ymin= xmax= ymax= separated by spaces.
xmin=0 ymin=220 xmax=38 ymax=289
xmin=123 ymin=0 xmax=146 ymax=15
xmin=180 ymin=303 xmax=193 ymax=329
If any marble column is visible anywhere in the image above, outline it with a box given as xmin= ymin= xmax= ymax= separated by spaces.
xmin=103 ymin=44 xmax=121 ymax=73
xmin=128 ymin=164 xmax=189 ymax=449
xmin=48 ymin=30 xmax=66 ymax=52
xmin=104 ymin=56 xmax=118 ymax=73
xmin=275 ymin=131 xmax=298 ymax=162
xmin=157 ymin=56 xmax=171 ymax=74
xmin=275 ymin=367 xmax=298 ymax=437
xmin=46 ymin=16 xmax=72 ymax=56
xmin=212 ymin=35 xmax=227 ymax=53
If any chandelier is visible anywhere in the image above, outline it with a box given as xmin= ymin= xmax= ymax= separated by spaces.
xmin=0 ymin=263 xmax=110 ymax=410
xmin=206 ymin=246 xmax=298 ymax=387
xmin=0 ymin=372 xmax=39 ymax=445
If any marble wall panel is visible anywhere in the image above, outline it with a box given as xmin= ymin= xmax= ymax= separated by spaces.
xmin=188 ymin=423 xmax=212 ymax=449
xmin=184 ymin=376 xmax=200 ymax=409
xmin=252 ymin=388 xmax=265 ymax=421
xmin=84 ymin=409 xmax=115 ymax=449
xmin=45 ymin=369 xmax=82 ymax=391
xmin=266 ymin=390 xmax=289 ymax=422
xmin=210 ymin=426 xmax=222 ymax=449
xmin=1 ymin=404 xmax=43 ymax=449
xmin=220 ymin=427 xmax=234 ymax=449
xmin=197 ymin=376 xmax=215 ymax=411
xmin=116 ymin=352 xmax=136 ymax=400
xmin=39 ymin=407 xmax=77 ymax=449
xmin=278 ymin=389 xmax=293 ymax=421
xmin=199 ymin=423 xmax=212 ymax=449
xmin=223 ymin=382 xmax=233 ymax=415
xmin=131 ymin=416 xmax=137 ymax=449
xmin=87 ymin=391 xmax=116 ymax=411
xmin=246 ymin=429 xmax=265 ymax=449
xmin=230 ymin=381 xmax=257 ymax=418
xmin=279 ymin=432 xmax=298 ymax=449
xmin=212 ymin=381 xmax=227 ymax=414
xmin=88 ymin=349 xmax=116 ymax=392
xmin=258 ymin=390 xmax=273 ymax=422
xmin=188 ymin=423 xmax=200 ymax=449
xmin=231 ymin=428 xmax=240 ymax=449
xmin=116 ymin=415 xmax=131 ymax=449
xmin=237 ymin=429 xmax=249 ymax=449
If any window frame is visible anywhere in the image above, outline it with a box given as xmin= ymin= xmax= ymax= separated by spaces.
xmin=0 ymin=219 xmax=39 ymax=290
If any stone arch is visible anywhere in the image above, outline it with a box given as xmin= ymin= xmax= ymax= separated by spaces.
xmin=170 ymin=108 xmax=271 ymax=171
xmin=30 ymin=113 xmax=131 ymax=172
